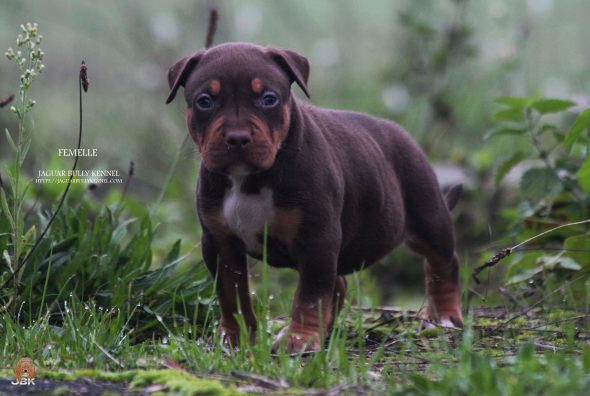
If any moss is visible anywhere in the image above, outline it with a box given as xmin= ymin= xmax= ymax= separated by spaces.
xmin=94 ymin=370 xmax=137 ymax=383
xmin=130 ymin=369 xmax=239 ymax=396
xmin=35 ymin=369 xmax=238 ymax=395
xmin=39 ymin=370 xmax=76 ymax=381
xmin=418 ymin=327 xmax=444 ymax=338
xmin=52 ymin=386 xmax=73 ymax=395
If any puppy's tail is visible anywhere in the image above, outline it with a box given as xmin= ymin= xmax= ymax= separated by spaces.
xmin=444 ymin=184 xmax=463 ymax=211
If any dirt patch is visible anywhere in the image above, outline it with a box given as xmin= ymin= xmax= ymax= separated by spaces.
xmin=0 ymin=377 xmax=137 ymax=396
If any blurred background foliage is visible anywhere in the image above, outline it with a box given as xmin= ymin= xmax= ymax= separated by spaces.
xmin=1 ymin=0 xmax=590 ymax=313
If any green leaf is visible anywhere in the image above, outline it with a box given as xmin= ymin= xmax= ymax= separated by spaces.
xmin=564 ymin=234 xmax=590 ymax=267
xmin=577 ymin=155 xmax=590 ymax=194
xmin=520 ymin=167 xmax=562 ymax=202
xmin=484 ymin=127 xmax=528 ymax=140
xmin=564 ymin=108 xmax=590 ymax=152
xmin=495 ymin=96 xmax=530 ymax=109
xmin=505 ymin=252 xmax=542 ymax=284
xmin=111 ymin=218 xmax=136 ymax=245
xmin=0 ymin=188 xmax=15 ymax=232
xmin=4 ymin=128 xmax=18 ymax=153
xmin=496 ymin=151 xmax=527 ymax=186
xmin=166 ymin=239 xmax=182 ymax=264
xmin=493 ymin=108 xmax=525 ymax=122
xmin=538 ymin=254 xmax=581 ymax=271
xmin=555 ymin=257 xmax=582 ymax=271
xmin=531 ymin=98 xmax=576 ymax=114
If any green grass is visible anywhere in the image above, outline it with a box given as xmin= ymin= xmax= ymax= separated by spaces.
xmin=0 ymin=170 xmax=589 ymax=395
xmin=0 ymin=193 xmax=589 ymax=395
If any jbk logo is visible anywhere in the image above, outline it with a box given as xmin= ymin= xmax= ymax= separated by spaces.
xmin=12 ymin=357 xmax=36 ymax=386
xmin=11 ymin=378 xmax=36 ymax=385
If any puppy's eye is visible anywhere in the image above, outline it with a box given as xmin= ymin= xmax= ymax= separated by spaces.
xmin=195 ymin=93 xmax=214 ymax=111
xmin=260 ymin=92 xmax=279 ymax=108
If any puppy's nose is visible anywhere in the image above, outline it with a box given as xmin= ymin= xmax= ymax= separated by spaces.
xmin=225 ymin=130 xmax=252 ymax=148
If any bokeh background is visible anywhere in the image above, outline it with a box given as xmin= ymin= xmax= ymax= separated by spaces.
xmin=1 ymin=0 xmax=589 ymax=309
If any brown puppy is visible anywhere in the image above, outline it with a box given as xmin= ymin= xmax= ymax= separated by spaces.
xmin=166 ymin=43 xmax=463 ymax=353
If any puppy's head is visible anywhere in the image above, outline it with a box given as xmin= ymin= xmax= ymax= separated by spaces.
xmin=166 ymin=43 xmax=309 ymax=175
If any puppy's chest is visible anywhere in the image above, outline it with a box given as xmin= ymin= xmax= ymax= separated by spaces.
xmin=222 ymin=184 xmax=274 ymax=254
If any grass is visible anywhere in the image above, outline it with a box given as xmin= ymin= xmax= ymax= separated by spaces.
xmin=1 ymin=238 xmax=590 ymax=395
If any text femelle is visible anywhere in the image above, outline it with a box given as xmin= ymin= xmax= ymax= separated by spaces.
xmin=58 ymin=148 xmax=97 ymax=157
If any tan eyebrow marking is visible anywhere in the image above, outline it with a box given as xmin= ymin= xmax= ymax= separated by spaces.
xmin=251 ymin=78 xmax=263 ymax=94
xmin=210 ymin=79 xmax=221 ymax=95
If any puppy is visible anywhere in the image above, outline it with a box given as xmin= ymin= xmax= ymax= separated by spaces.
xmin=166 ymin=43 xmax=463 ymax=353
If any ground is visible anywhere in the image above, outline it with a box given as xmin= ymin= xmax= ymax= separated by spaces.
xmin=1 ymin=305 xmax=588 ymax=395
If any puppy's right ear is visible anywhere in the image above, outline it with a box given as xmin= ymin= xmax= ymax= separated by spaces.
xmin=166 ymin=51 xmax=204 ymax=104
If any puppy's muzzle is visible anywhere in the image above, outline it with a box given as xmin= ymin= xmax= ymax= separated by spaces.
xmin=225 ymin=129 xmax=252 ymax=149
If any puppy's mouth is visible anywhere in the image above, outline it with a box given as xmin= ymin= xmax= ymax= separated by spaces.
xmin=224 ymin=163 xmax=257 ymax=177
xmin=202 ymin=147 xmax=273 ymax=175
xmin=199 ymin=116 xmax=282 ymax=174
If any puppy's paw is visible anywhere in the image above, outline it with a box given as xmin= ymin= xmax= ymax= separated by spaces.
xmin=218 ymin=325 xmax=240 ymax=348
xmin=218 ymin=324 xmax=257 ymax=348
xmin=271 ymin=325 xmax=322 ymax=354
xmin=420 ymin=306 xmax=464 ymax=330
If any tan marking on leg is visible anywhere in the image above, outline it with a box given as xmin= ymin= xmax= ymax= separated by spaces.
xmin=406 ymin=238 xmax=463 ymax=328
xmin=273 ymin=289 xmax=334 ymax=353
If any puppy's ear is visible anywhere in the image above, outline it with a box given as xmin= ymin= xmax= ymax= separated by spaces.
xmin=267 ymin=48 xmax=310 ymax=98
xmin=166 ymin=51 xmax=205 ymax=104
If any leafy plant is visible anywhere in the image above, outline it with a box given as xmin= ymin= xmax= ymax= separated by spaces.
xmin=487 ymin=95 xmax=590 ymax=289
xmin=1 ymin=23 xmax=45 ymax=301
xmin=0 ymin=23 xmax=213 ymax=336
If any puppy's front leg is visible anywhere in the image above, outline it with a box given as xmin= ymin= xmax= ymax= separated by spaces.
xmin=272 ymin=249 xmax=338 ymax=354
xmin=202 ymin=233 xmax=257 ymax=347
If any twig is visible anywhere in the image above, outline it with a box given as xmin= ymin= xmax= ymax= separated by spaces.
xmin=231 ymin=371 xmax=288 ymax=390
xmin=528 ymin=314 xmax=590 ymax=330
xmin=492 ymin=273 xmax=590 ymax=331
xmin=534 ymin=342 xmax=578 ymax=353
xmin=204 ymin=9 xmax=218 ymax=49
xmin=0 ymin=61 xmax=87 ymax=291
xmin=473 ymin=218 xmax=590 ymax=283
xmin=150 ymin=135 xmax=189 ymax=216
xmin=352 ymin=305 xmax=418 ymax=315
xmin=498 ymin=286 xmax=531 ymax=317
xmin=89 ymin=334 xmax=125 ymax=368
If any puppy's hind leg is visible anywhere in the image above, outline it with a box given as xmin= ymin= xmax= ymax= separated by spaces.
xmin=408 ymin=239 xmax=463 ymax=328
xmin=405 ymin=187 xmax=464 ymax=328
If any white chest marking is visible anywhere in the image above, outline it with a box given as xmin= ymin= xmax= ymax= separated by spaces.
xmin=223 ymin=177 xmax=274 ymax=254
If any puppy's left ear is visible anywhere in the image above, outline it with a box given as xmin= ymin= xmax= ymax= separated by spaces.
xmin=166 ymin=50 xmax=205 ymax=104
xmin=267 ymin=48 xmax=310 ymax=98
